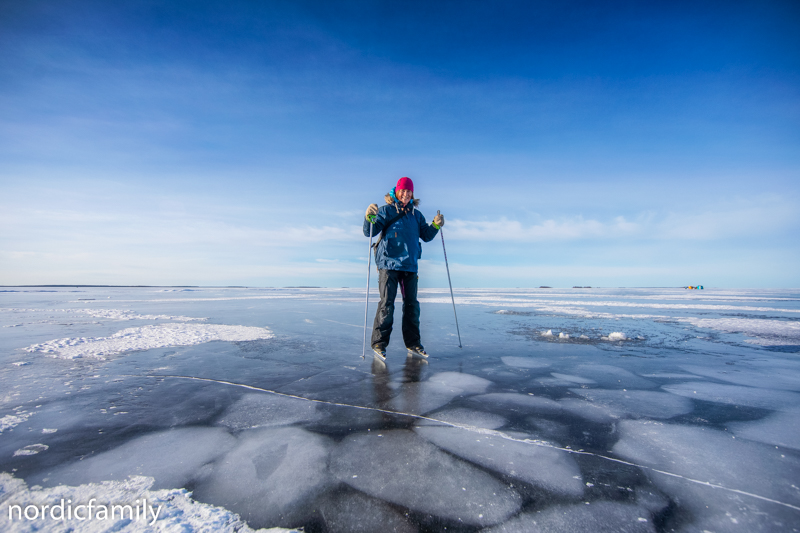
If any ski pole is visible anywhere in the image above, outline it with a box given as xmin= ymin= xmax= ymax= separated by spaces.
xmin=438 ymin=210 xmax=462 ymax=348
xmin=362 ymin=219 xmax=375 ymax=359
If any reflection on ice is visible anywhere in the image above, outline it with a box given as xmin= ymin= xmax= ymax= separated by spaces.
xmin=388 ymin=370 xmax=491 ymax=415
xmin=427 ymin=371 xmax=493 ymax=394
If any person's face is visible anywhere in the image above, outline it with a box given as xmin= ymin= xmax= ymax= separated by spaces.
xmin=397 ymin=188 xmax=412 ymax=206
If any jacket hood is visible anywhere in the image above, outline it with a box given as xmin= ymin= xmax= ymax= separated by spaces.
xmin=385 ymin=188 xmax=420 ymax=207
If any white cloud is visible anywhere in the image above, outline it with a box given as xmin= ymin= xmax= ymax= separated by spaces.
xmin=446 ymin=216 xmax=640 ymax=242
xmin=443 ymin=195 xmax=798 ymax=243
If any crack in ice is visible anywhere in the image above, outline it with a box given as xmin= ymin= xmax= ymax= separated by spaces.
xmin=138 ymin=373 xmax=800 ymax=513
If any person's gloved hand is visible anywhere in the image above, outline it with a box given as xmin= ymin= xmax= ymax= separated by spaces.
xmin=433 ymin=213 xmax=445 ymax=228
xmin=366 ymin=204 xmax=379 ymax=222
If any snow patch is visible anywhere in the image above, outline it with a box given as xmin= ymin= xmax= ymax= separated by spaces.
xmin=0 ymin=473 xmax=298 ymax=532
xmin=25 ymin=323 xmax=275 ymax=360
xmin=13 ymin=444 xmax=48 ymax=456
xmin=0 ymin=412 xmax=33 ymax=433
xmin=79 ymin=308 xmax=206 ymax=322
xmin=681 ymin=316 xmax=800 ymax=346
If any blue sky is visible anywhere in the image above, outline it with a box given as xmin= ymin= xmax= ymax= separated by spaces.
xmin=1 ymin=0 xmax=798 ymax=288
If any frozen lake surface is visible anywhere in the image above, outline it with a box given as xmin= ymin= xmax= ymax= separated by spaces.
xmin=1 ymin=286 xmax=799 ymax=532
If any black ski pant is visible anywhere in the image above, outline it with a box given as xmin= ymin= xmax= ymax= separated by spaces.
xmin=371 ymin=269 xmax=421 ymax=350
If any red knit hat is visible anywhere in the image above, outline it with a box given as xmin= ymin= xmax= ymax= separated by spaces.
xmin=396 ymin=177 xmax=414 ymax=193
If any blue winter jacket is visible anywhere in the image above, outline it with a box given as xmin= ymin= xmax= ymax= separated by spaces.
xmin=363 ymin=194 xmax=439 ymax=272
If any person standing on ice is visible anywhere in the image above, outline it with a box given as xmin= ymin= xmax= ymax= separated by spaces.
xmin=364 ymin=177 xmax=444 ymax=360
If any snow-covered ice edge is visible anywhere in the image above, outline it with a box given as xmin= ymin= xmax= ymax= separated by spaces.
xmin=24 ymin=324 xmax=275 ymax=360
xmin=0 ymin=473 xmax=297 ymax=532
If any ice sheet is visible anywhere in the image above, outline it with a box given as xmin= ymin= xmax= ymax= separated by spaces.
xmin=569 ymin=389 xmax=694 ymax=419
xmin=319 ymin=489 xmax=418 ymax=533
xmin=573 ymin=365 xmax=656 ymax=389
xmin=3 ymin=286 xmax=800 ymax=532
xmin=414 ymin=423 xmax=585 ymax=497
xmin=612 ymin=420 xmax=800 ymax=532
xmin=194 ymin=426 xmax=333 ymax=528
xmin=680 ymin=364 xmax=800 ymax=391
xmin=426 ymin=371 xmax=493 ymax=394
xmin=728 ymin=409 xmax=800 ymax=451
xmin=329 ymin=429 xmax=522 ymax=527
xmin=469 ymin=393 xmax=563 ymax=415
xmin=215 ymin=393 xmax=326 ymax=430
xmin=558 ymin=398 xmax=621 ymax=423
xmin=501 ymin=356 xmax=551 ymax=369
xmin=662 ymin=382 xmax=800 ymax=411
xmin=418 ymin=407 xmax=507 ymax=430
xmin=33 ymin=427 xmax=236 ymax=489
xmin=482 ymin=501 xmax=656 ymax=533
xmin=389 ymin=372 xmax=492 ymax=415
